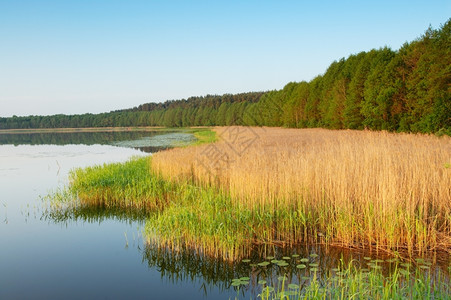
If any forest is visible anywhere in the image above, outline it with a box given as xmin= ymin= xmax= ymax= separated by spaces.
xmin=1 ymin=20 xmax=449 ymax=134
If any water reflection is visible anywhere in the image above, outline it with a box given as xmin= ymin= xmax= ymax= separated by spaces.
xmin=0 ymin=130 xmax=195 ymax=153
xmin=43 ymin=201 xmax=450 ymax=298
xmin=43 ymin=204 xmax=148 ymax=225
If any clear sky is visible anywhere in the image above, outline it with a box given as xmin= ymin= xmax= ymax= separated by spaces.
xmin=0 ymin=0 xmax=449 ymax=117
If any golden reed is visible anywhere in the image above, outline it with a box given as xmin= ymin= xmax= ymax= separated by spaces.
xmin=152 ymin=127 xmax=451 ymax=255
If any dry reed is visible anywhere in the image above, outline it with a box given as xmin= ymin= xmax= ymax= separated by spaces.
xmin=151 ymin=127 xmax=451 ymax=255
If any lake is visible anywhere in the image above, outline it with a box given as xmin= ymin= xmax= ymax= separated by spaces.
xmin=0 ymin=130 xmax=238 ymax=299
xmin=0 ymin=130 xmax=449 ymax=299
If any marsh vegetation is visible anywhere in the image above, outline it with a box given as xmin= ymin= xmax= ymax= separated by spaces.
xmin=152 ymin=127 xmax=451 ymax=257
xmin=49 ymin=126 xmax=451 ymax=298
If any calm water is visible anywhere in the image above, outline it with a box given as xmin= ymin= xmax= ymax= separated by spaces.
xmin=0 ymin=131 xmax=237 ymax=299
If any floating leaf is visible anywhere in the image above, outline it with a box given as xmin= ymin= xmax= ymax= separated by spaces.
xmin=310 ymin=253 xmax=318 ymax=258
xmin=242 ymin=259 xmax=251 ymax=263
xmin=258 ymin=261 xmax=270 ymax=267
xmin=296 ymin=264 xmax=306 ymax=269
xmin=292 ymin=254 xmax=299 ymax=258
xmin=363 ymin=257 xmax=371 ymax=260
xmin=310 ymin=267 xmax=318 ymax=272
xmin=277 ymin=262 xmax=289 ymax=267
xmin=262 ymin=286 xmax=275 ymax=293
xmin=282 ymin=256 xmax=291 ymax=260
xmin=231 ymin=281 xmax=241 ymax=287
xmin=309 ymin=263 xmax=319 ymax=267
xmin=258 ymin=280 xmax=267 ymax=285
xmin=278 ymin=276 xmax=287 ymax=281
xmin=240 ymin=277 xmax=250 ymax=281
xmin=271 ymin=260 xmax=280 ymax=264
xmin=288 ymin=283 xmax=299 ymax=290
xmin=266 ymin=256 xmax=274 ymax=260
xmin=300 ymin=258 xmax=309 ymax=263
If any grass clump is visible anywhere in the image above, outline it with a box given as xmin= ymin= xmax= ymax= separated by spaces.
xmin=65 ymin=156 xmax=173 ymax=211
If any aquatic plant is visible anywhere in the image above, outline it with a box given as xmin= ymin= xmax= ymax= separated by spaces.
xmin=151 ymin=127 xmax=451 ymax=256
xmin=233 ymin=255 xmax=451 ymax=299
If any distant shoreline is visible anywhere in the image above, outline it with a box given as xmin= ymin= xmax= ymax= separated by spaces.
xmin=0 ymin=126 xmax=166 ymax=134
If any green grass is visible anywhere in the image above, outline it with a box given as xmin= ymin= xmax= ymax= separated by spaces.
xmin=62 ymin=156 xmax=175 ymax=211
xmin=192 ymin=128 xmax=217 ymax=145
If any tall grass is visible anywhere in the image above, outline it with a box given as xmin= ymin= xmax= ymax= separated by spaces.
xmin=151 ymin=127 xmax=451 ymax=255
xmin=65 ymin=156 xmax=174 ymax=212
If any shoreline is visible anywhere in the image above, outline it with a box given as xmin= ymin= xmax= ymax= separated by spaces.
xmin=0 ymin=126 xmax=166 ymax=134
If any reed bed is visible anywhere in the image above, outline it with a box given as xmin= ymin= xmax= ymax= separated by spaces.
xmin=151 ymin=127 xmax=451 ymax=255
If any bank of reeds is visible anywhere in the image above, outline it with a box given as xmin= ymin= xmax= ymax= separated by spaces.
xmin=151 ymin=127 xmax=451 ymax=256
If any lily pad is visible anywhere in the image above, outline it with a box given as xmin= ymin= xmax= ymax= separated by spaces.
xmin=296 ymin=264 xmax=306 ymax=269
xmin=309 ymin=263 xmax=319 ymax=267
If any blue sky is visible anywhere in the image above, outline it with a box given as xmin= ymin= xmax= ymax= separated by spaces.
xmin=0 ymin=1 xmax=449 ymax=117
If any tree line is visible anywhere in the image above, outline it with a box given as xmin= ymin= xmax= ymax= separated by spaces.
xmin=1 ymin=20 xmax=449 ymax=134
